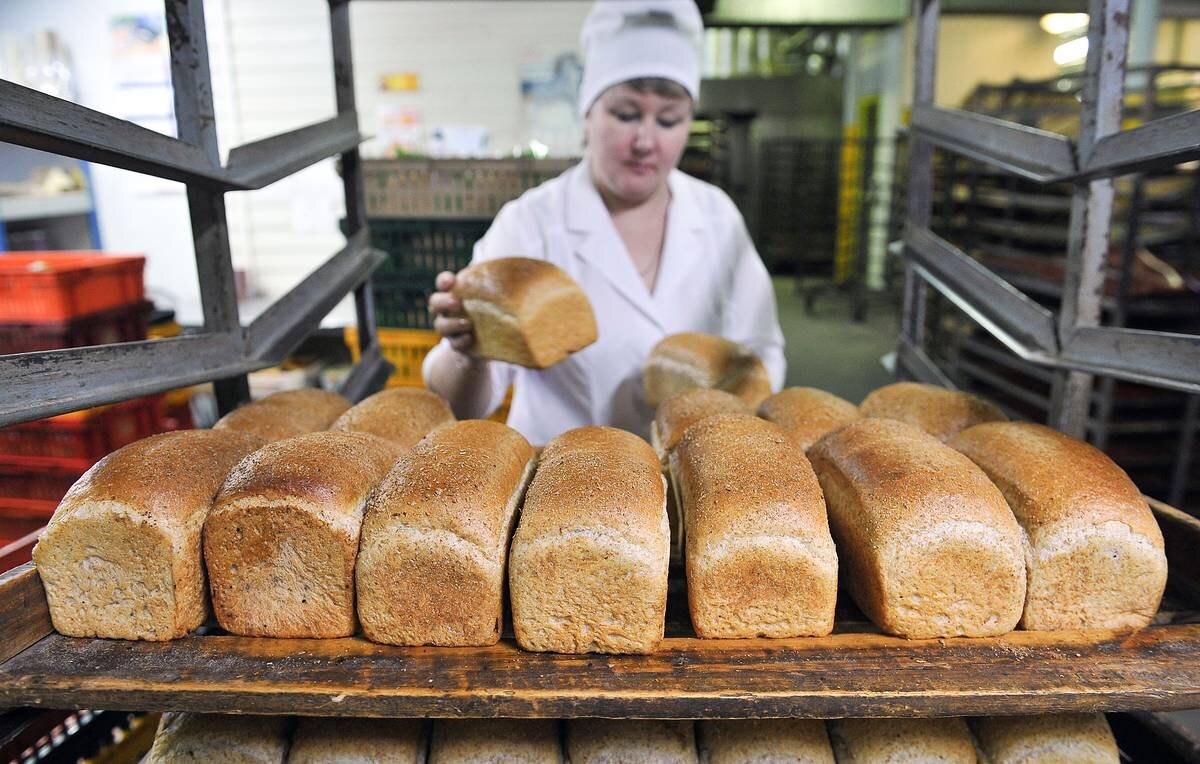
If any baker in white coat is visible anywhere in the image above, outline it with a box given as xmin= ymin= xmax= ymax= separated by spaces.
xmin=424 ymin=0 xmax=785 ymax=446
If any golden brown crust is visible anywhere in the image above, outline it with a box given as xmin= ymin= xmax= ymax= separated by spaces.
xmin=288 ymin=717 xmax=426 ymax=764
xmin=213 ymin=388 xmax=351 ymax=442
xmin=829 ymin=718 xmax=975 ymax=763
xmin=949 ymin=421 xmax=1167 ymax=630
xmin=654 ymin=388 xmax=750 ymax=460
xmin=758 ymin=387 xmax=861 ymax=451
xmin=330 ymin=386 xmax=455 ymax=449
xmin=808 ymin=418 xmax=1026 ymax=638
xmin=970 ymin=714 xmax=1119 ymax=764
xmin=859 ymin=381 xmax=1007 ymax=441
xmin=698 ymin=720 xmax=834 ymax=764
xmin=643 ymin=332 xmax=772 ymax=408
xmin=357 ymin=420 xmax=535 ymax=646
xmin=144 ymin=712 xmax=289 ymax=763
xmin=453 ymin=256 xmax=597 ymax=369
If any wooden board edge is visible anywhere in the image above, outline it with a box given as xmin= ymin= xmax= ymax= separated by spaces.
xmin=1148 ymin=497 xmax=1200 ymax=603
xmin=0 ymin=562 xmax=51 ymax=664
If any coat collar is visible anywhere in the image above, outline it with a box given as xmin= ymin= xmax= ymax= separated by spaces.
xmin=565 ymin=161 xmax=705 ymax=331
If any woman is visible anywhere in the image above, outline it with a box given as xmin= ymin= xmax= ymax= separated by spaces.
xmin=424 ymin=0 xmax=785 ymax=446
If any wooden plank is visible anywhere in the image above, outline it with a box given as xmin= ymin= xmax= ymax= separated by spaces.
xmin=0 ymin=563 xmax=51 ymax=664
xmin=1150 ymin=498 xmax=1200 ymax=603
xmin=2 ymin=625 xmax=1200 ymax=719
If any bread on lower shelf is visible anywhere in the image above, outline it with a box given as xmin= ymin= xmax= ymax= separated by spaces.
xmin=949 ymin=421 xmax=1167 ymax=631
xmin=859 ymin=381 xmax=1006 ymax=441
xmin=429 ymin=719 xmax=561 ymax=763
xmin=356 ymin=420 xmax=535 ymax=646
xmin=32 ymin=430 xmax=264 ymax=641
xmin=643 ymin=332 xmax=772 ymax=408
xmin=969 ymin=713 xmax=1119 ymax=764
xmin=567 ymin=720 xmax=697 ymax=764
xmin=287 ymin=717 xmax=426 ymax=763
xmin=757 ymin=386 xmax=860 ymax=452
xmin=808 ymin=418 xmax=1026 ymax=639
xmin=143 ymin=713 xmax=289 ymax=764
xmin=212 ymin=388 xmax=351 ymax=442
xmin=203 ymin=431 xmax=402 ymax=638
xmin=698 ymin=719 xmax=834 ymax=764
xmin=828 ymin=718 xmax=976 ymax=763
xmin=508 ymin=425 xmax=669 ymax=654
xmin=671 ymin=414 xmax=837 ymax=638
xmin=330 ymin=386 xmax=455 ymax=449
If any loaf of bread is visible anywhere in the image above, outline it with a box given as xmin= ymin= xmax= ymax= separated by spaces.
xmin=643 ymin=332 xmax=772 ymax=408
xmin=429 ymin=719 xmax=561 ymax=763
xmin=357 ymin=420 xmax=535 ymax=646
xmin=452 ymin=256 xmax=597 ymax=369
xmin=144 ymin=713 xmax=289 ymax=764
xmin=698 ymin=720 xmax=834 ymax=764
xmin=807 ymin=418 xmax=1026 ymax=638
xmin=970 ymin=714 xmax=1119 ymax=764
xmin=651 ymin=388 xmax=750 ymax=464
xmin=509 ymin=425 xmax=669 ymax=654
xmin=33 ymin=430 xmax=263 ymax=640
xmin=859 ymin=381 xmax=1006 ymax=441
xmin=330 ymin=386 xmax=454 ymax=449
xmin=758 ymin=387 xmax=860 ymax=451
xmin=671 ymin=415 xmax=837 ymax=638
xmin=949 ymin=421 xmax=1167 ymax=630
xmin=567 ymin=720 xmax=696 ymax=764
xmin=204 ymin=431 xmax=402 ymax=638
xmin=288 ymin=717 xmax=426 ymax=764
xmin=827 ymin=718 xmax=975 ymax=763
xmin=213 ymin=388 xmax=351 ymax=442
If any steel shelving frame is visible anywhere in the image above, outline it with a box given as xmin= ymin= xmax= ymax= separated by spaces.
xmin=898 ymin=0 xmax=1200 ymax=439
xmin=0 ymin=0 xmax=391 ymax=426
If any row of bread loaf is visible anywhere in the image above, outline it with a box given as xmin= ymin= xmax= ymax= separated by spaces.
xmin=143 ymin=711 xmax=1121 ymax=763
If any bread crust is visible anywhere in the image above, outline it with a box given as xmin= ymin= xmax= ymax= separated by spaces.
xmin=828 ymin=718 xmax=975 ymax=763
xmin=33 ymin=430 xmax=263 ymax=640
xmin=330 ymin=386 xmax=455 ymax=449
xmin=970 ymin=713 xmax=1119 ymax=764
xmin=671 ymin=415 xmax=837 ymax=638
xmin=698 ymin=720 xmax=834 ymax=764
xmin=204 ymin=431 xmax=402 ymax=637
xmin=429 ymin=719 xmax=561 ymax=764
xmin=288 ymin=717 xmax=426 ymax=764
xmin=643 ymin=332 xmax=772 ymax=408
xmin=567 ymin=720 xmax=697 ymax=764
xmin=808 ymin=418 xmax=1026 ymax=638
xmin=453 ymin=256 xmax=597 ymax=368
xmin=859 ymin=381 xmax=1006 ymax=441
xmin=949 ymin=421 xmax=1167 ymax=630
xmin=758 ymin=387 xmax=860 ymax=451
xmin=357 ymin=420 xmax=535 ymax=646
xmin=144 ymin=712 xmax=289 ymax=763
xmin=509 ymin=426 xmax=669 ymax=654
xmin=653 ymin=388 xmax=751 ymax=463
xmin=213 ymin=388 xmax=351 ymax=442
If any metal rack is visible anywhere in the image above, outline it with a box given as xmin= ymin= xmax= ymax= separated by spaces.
xmin=0 ymin=0 xmax=392 ymax=427
xmin=897 ymin=0 xmax=1200 ymax=440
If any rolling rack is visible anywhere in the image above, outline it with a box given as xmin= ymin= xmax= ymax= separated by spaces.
xmin=4 ymin=0 xmax=1200 ymax=761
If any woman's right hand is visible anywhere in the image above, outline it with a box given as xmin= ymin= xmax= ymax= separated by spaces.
xmin=428 ymin=271 xmax=475 ymax=353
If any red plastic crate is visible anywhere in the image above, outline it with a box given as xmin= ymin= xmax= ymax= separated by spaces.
xmin=0 ymin=461 xmax=86 ymax=503
xmin=0 ymin=300 xmax=151 ymax=355
xmin=0 ymin=519 xmax=46 ymax=564
xmin=0 ymin=252 xmax=145 ymax=322
xmin=0 ymin=397 xmax=159 ymax=464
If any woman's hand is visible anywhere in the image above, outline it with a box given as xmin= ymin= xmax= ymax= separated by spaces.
xmin=428 ymin=271 xmax=475 ymax=353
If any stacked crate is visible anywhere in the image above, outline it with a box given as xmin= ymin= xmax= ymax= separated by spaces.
xmin=0 ymin=252 xmax=170 ymax=548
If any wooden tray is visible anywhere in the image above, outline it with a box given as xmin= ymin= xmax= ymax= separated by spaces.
xmin=2 ymin=499 xmax=1200 ymax=719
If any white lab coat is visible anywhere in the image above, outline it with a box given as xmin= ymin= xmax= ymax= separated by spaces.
xmin=422 ymin=160 xmax=786 ymax=446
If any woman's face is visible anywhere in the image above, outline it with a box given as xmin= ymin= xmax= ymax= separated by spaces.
xmin=584 ymin=83 xmax=692 ymax=206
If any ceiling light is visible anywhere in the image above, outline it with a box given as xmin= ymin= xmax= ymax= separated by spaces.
xmin=1053 ymin=36 xmax=1089 ymax=67
xmin=1041 ymin=13 xmax=1089 ymax=36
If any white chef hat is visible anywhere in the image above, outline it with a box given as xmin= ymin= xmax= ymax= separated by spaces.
xmin=577 ymin=0 xmax=704 ymax=116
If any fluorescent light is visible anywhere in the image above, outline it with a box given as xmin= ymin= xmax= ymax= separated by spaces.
xmin=1053 ymin=36 xmax=1089 ymax=66
xmin=1041 ymin=13 xmax=1089 ymax=36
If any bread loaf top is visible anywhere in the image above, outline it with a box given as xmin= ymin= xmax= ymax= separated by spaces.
xmin=213 ymin=388 xmax=351 ymax=442
xmin=758 ymin=387 xmax=860 ymax=449
xmin=521 ymin=426 xmax=664 ymax=545
xmin=672 ymin=414 xmax=827 ymax=545
xmin=454 ymin=256 xmax=590 ymax=318
xmin=808 ymin=417 xmax=1019 ymax=541
xmin=46 ymin=430 xmax=264 ymax=533
xmin=367 ymin=419 xmax=534 ymax=551
xmin=213 ymin=431 xmax=402 ymax=536
xmin=330 ymin=387 xmax=455 ymax=449
xmin=859 ymin=381 xmax=1006 ymax=440
xmin=645 ymin=332 xmax=771 ymax=406
xmin=655 ymin=388 xmax=750 ymax=455
xmin=948 ymin=421 xmax=1161 ymax=543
